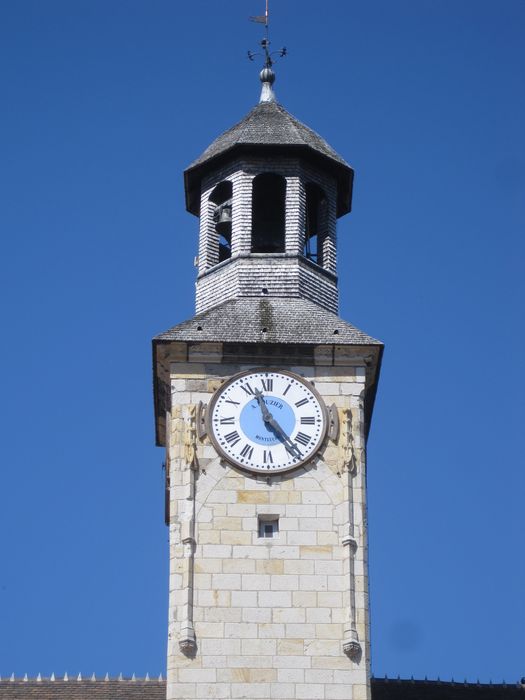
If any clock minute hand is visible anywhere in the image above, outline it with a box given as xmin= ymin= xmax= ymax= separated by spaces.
xmin=266 ymin=415 xmax=303 ymax=461
xmin=254 ymin=389 xmax=302 ymax=461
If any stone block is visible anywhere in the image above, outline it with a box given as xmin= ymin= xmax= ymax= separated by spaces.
xmin=270 ymin=574 xmax=299 ymax=590
xmin=258 ymin=590 xmax=292 ymax=607
xmin=326 ymin=685 xmax=354 ymax=699
xmin=231 ymin=682 xmax=270 ymax=699
xmin=240 ymin=638 xmax=276 ymax=655
xmin=233 ymin=545 xmax=270 ymax=559
xmin=237 ymin=490 xmax=269 ymax=504
xmin=286 ymin=622 xmax=316 ymax=637
xmin=242 ymin=573 xmax=271 ymax=590
xmin=277 ymin=638 xmax=304 ymax=656
xmin=194 ymin=621 xmax=224 ymax=638
xmin=304 ymin=639 xmax=341 ymax=657
xmin=194 ymin=682 xmax=231 ymax=699
xmin=231 ymin=590 xmax=257 ymax=607
xmin=296 ymin=683 xmax=325 ymax=699
xmin=284 ymin=560 xmax=315 ymax=575
xmin=315 ymin=623 xmax=343 ymax=639
xmin=258 ymin=622 xmax=285 ymax=638
xmin=256 ymin=559 xmax=284 ymax=574
xmin=271 ymin=682 xmax=295 ymax=699
xmin=225 ymin=622 xmax=258 ymax=638
xmin=306 ymin=607 xmax=332 ymax=623
xmin=242 ymin=607 xmax=272 ymax=623
xmin=318 ymin=591 xmax=343 ymax=608
xmin=223 ymin=558 xmax=255 ymax=574
xmin=178 ymin=669 xmax=217 ymax=683
xmin=221 ymin=530 xmax=252 ymax=545
xmin=286 ymin=530 xmax=317 ymax=545
xmin=300 ymin=574 xmax=328 ymax=591
xmin=300 ymin=545 xmax=333 ymax=560
xmin=273 ymin=607 xmax=305 ymax=623
xmin=305 ymin=669 xmax=335 ymax=683
xmin=279 ymin=670 xmax=306 ymax=688
xmin=293 ymin=591 xmax=317 ymax=607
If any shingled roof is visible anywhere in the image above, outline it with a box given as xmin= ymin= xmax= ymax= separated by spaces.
xmin=2 ymin=677 xmax=523 ymax=700
xmin=184 ymin=101 xmax=354 ymax=216
xmin=0 ymin=679 xmax=165 ymax=700
xmin=154 ymin=297 xmax=381 ymax=346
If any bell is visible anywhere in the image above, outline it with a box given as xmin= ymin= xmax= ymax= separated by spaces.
xmin=213 ymin=200 xmax=232 ymax=235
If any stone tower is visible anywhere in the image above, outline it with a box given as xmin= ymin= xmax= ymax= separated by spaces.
xmin=153 ymin=61 xmax=383 ymax=700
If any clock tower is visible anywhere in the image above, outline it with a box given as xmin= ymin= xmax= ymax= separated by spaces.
xmin=153 ymin=56 xmax=382 ymax=700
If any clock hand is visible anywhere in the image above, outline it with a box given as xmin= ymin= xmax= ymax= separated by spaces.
xmin=254 ymin=388 xmax=273 ymax=423
xmin=253 ymin=389 xmax=302 ymax=460
xmin=266 ymin=415 xmax=303 ymax=460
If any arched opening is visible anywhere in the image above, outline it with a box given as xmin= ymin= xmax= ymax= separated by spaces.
xmin=210 ymin=181 xmax=233 ymax=263
xmin=304 ymin=182 xmax=328 ymax=266
xmin=251 ymin=173 xmax=286 ymax=253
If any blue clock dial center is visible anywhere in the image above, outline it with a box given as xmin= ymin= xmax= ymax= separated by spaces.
xmin=240 ymin=395 xmax=295 ymax=447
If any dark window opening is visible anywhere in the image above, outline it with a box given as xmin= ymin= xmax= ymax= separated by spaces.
xmin=210 ymin=181 xmax=233 ymax=263
xmin=258 ymin=516 xmax=279 ymax=538
xmin=252 ymin=173 xmax=286 ymax=253
xmin=304 ymin=182 xmax=327 ymax=266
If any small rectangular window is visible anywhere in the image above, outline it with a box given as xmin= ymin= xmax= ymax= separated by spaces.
xmin=258 ymin=516 xmax=279 ymax=538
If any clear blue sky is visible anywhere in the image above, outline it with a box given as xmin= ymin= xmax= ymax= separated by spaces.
xmin=1 ymin=0 xmax=524 ymax=684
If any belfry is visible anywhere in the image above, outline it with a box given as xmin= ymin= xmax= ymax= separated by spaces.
xmin=153 ymin=33 xmax=383 ymax=700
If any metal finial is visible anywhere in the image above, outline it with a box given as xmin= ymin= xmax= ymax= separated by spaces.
xmin=248 ymin=1 xmax=286 ymax=103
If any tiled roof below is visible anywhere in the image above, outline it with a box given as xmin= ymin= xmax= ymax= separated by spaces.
xmin=1 ymin=678 xmax=523 ymax=700
xmin=0 ymin=679 xmax=165 ymax=700
xmin=372 ymin=679 xmax=525 ymax=700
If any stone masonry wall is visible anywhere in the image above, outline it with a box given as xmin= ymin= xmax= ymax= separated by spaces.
xmin=165 ymin=344 xmax=371 ymax=700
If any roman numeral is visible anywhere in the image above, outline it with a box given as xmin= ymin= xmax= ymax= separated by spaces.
xmin=283 ymin=383 xmax=292 ymax=396
xmin=240 ymin=444 xmax=254 ymax=460
xmin=263 ymin=450 xmax=273 ymax=463
xmin=295 ymin=398 xmax=309 ymax=407
xmin=240 ymin=383 xmax=255 ymax=396
xmin=261 ymin=378 xmax=273 ymax=392
xmin=224 ymin=430 xmax=241 ymax=446
xmin=295 ymin=432 xmax=312 ymax=446
xmin=301 ymin=416 xmax=315 ymax=425
xmin=219 ymin=416 xmax=235 ymax=425
xmin=224 ymin=398 xmax=240 ymax=406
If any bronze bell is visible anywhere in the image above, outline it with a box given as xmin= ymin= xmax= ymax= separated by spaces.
xmin=213 ymin=199 xmax=232 ymax=235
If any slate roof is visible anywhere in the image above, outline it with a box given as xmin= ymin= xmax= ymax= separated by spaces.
xmin=2 ymin=678 xmax=523 ymax=700
xmin=188 ymin=101 xmax=350 ymax=171
xmin=184 ymin=101 xmax=354 ymax=216
xmin=372 ymin=678 xmax=525 ymax=700
xmin=0 ymin=679 xmax=165 ymax=700
xmin=154 ymin=297 xmax=382 ymax=346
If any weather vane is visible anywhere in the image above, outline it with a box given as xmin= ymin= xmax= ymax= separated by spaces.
xmin=248 ymin=0 xmax=287 ymax=70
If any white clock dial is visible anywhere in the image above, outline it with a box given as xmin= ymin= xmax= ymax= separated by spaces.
xmin=208 ymin=370 xmax=327 ymax=474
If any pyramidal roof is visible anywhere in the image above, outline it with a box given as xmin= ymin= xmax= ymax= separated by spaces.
xmin=188 ymin=101 xmax=350 ymax=170
xmin=184 ymin=101 xmax=354 ymax=216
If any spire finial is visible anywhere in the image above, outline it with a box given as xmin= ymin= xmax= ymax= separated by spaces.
xmin=248 ymin=1 xmax=286 ymax=103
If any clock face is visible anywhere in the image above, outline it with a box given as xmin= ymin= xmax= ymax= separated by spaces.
xmin=208 ymin=369 xmax=327 ymax=474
